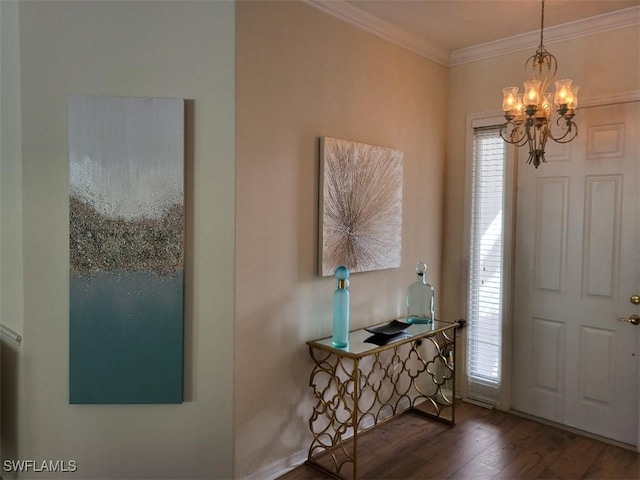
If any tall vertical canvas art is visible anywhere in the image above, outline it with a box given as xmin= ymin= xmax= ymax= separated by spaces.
xmin=319 ymin=137 xmax=403 ymax=276
xmin=69 ymin=96 xmax=184 ymax=404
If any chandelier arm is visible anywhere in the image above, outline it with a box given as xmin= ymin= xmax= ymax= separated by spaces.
xmin=500 ymin=122 xmax=530 ymax=147
xmin=538 ymin=123 xmax=549 ymax=152
xmin=542 ymin=53 xmax=557 ymax=98
xmin=521 ymin=116 xmax=549 ymax=168
xmin=548 ymin=120 xmax=578 ymax=144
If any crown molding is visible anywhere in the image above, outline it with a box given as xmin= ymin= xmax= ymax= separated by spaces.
xmin=303 ymin=0 xmax=450 ymax=66
xmin=451 ymin=6 xmax=640 ymax=66
xmin=304 ymin=1 xmax=640 ymax=67
xmin=580 ymin=89 xmax=640 ymax=108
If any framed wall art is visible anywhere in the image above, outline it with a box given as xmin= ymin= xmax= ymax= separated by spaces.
xmin=69 ymin=95 xmax=185 ymax=404
xmin=319 ymin=137 xmax=403 ymax=277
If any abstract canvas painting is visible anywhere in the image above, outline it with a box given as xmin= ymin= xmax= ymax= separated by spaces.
xmin=319 ymin=137 xmax=403 ymax=276
xmin=69 ymin=96 xmax=184 ymax=404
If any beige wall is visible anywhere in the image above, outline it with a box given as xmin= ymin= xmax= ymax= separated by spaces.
xmin=441 ymin=25 xmax=640 ymax=324
xmin=1 ymin=1 xmax=235 ymax=478
xmin=3 ymin=0 xmax=636 ymax=478
xmin=235 ymin=1 xmax=447 ymax=477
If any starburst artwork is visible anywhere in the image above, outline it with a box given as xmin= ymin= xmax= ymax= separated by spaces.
xmin=319 ymin=137 xmax=403 ymax=276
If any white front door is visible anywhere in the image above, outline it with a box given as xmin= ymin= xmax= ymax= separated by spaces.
xmin=512 ymin=100 xmax=640 ymax=446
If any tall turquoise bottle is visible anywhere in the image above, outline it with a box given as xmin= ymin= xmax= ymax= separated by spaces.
xmin=406 ymin=262 xmax=435 ymax=324
xmin=332 ymin=266 xmax=350 ymax=348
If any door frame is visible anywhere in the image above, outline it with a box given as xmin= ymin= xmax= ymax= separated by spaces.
xmin=460 ymin=111 xmax=518 ymax=411
xmin=461 ymin=92 xmax=640 ymax=449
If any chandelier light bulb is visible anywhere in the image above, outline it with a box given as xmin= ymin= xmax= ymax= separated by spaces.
xmin=554 ymin=79 xmax=573 ymax=106
xmin=516 ymin=95 xmax=525 ymax=116
xmin=502 ymin=87 xmax=519 ymax=112
xmin=569 ymin=85 xmax=579 ymax=109
xmin=524 ymin=80 xmax=541 ymax=106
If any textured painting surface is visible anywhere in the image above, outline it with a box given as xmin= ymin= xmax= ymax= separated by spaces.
xmin=69 ymin=96 xmax=184 ymax=404
xmin=319 ymin=137 xmax=403 ymax=276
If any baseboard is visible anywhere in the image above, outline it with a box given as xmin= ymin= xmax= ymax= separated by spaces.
xmin=462 ymin=397 xmax=495 ymax=409
xmin=509 ymin=409 xmax=639 ymax=452
xmin=244 ymin=449 xmax=308 ymax=480
xmin=1 ymin=324 xmax=22 ymax=346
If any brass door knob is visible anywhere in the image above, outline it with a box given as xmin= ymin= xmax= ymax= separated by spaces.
xmin=619 ymin=315 xmax=640 ymax=326
xmin=631 ymin=295 xmax=640 ymax=305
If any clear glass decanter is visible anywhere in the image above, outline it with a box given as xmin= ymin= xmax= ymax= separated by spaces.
xmin=406 ymin=262 xmax=434 ymax=324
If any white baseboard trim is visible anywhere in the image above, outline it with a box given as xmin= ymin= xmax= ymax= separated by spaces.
xmin=1 ymin=324 xmax=22 ymax=346
xmin=462 ymin=397 xmax=495 ymax=410
xmin=509 ymin=409 xmax=638 ymax=452
xmin=244 ymin=449 xmax=308 ymax=480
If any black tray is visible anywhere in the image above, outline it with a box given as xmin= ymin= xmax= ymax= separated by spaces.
xmin=365 ymin=319 xmax=411 ymax=336
xmin=364 ymin=331 xmax=411 ymax=346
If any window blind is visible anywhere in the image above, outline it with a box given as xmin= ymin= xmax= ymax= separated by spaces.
xmin=467 ymin=127 xmax=506 ymax=390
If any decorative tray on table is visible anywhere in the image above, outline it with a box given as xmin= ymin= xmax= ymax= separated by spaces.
xmin=364 ymin=320 xmax=411 ymax=346
xmin=365 ymin=319 xmax=411 ymax=336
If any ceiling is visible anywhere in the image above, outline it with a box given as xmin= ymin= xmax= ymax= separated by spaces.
xmin=307 ymin=0 xmax=640 ymax=65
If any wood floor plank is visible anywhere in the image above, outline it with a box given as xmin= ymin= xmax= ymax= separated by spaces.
xmin=538 ymin=434 xmax=607 ymax=479
xmin=414 ymin=424 xmax=507 ymax=478
xmin=447 ymin=458 xmax=501 ymax=480
xmin=280 ymin=401 xmax=639 ymax=480
xmin=492 ymin=425 xmax=577 ymax=479
xmin=621 ymin=452 xmax=640 ymax=479
xmin=582 ymin=443 xmax=639 ymax=479
xmin=474 ymin=415 xmax=544 ymax=470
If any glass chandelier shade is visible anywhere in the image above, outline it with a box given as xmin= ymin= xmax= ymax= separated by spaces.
xmin=500 ymin=0 xmax=578 ymax=168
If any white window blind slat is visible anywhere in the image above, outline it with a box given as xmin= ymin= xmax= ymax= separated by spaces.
xmin=467 ymin=127 xmax=506 ymax=388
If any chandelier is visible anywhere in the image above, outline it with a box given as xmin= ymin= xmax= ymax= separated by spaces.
xmin=500 ymin=0 xmax=579 ymax=168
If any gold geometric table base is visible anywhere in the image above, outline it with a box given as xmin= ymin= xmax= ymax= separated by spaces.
xmin=306 ymin=319 xmax=461 ymax=479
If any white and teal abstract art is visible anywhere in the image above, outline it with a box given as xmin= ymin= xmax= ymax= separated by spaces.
xmin=69 ymin=96 xmax=184 ymax=404
xmin=319 ymin=137 xmax=403 ymax=276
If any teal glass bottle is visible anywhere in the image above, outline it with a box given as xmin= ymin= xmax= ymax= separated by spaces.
xmin=332 ymin=266 xmax=350 ymax=348
xmin=406 ymin=262 xmax=435 ymax=324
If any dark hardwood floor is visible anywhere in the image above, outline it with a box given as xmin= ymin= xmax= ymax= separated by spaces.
xmin=279 ymin=400 xmax=640 ymax=479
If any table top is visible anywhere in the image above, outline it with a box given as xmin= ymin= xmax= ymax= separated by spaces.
xmin=307 ymin=318 xmax=460 ymax=359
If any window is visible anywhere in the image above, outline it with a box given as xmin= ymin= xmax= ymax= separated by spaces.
xmin=466 ymin=125 xmax=509 ymax=404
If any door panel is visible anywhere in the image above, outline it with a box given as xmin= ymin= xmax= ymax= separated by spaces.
xmin=534 ymin=177 xmax=568 ymax=293
xmin=583 ymin=175 xmax=621 ymax=298
xmin=512 ymin=101 xmax=639 ymax=446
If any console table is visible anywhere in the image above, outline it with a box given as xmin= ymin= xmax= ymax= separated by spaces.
xmin=306 ymin=318 xmax=461 ymax=479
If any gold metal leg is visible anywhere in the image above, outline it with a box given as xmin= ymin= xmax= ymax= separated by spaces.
xmin=307 ymin=347 xmax=357 ymax=479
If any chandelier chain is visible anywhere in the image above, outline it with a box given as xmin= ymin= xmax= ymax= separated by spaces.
xmin=540 ymin=0 xmax=545 ymax=47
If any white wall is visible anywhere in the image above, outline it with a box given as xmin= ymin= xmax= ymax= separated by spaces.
xmin=235 ymin=2 xmax=447 ymax=477
xmin=1 ymin=0 xmax=25 ymax=467
xmin=0 ymin=0 xmax=24 ymax=336
xmin=1 ymin=1 xmax=235 ymax=478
